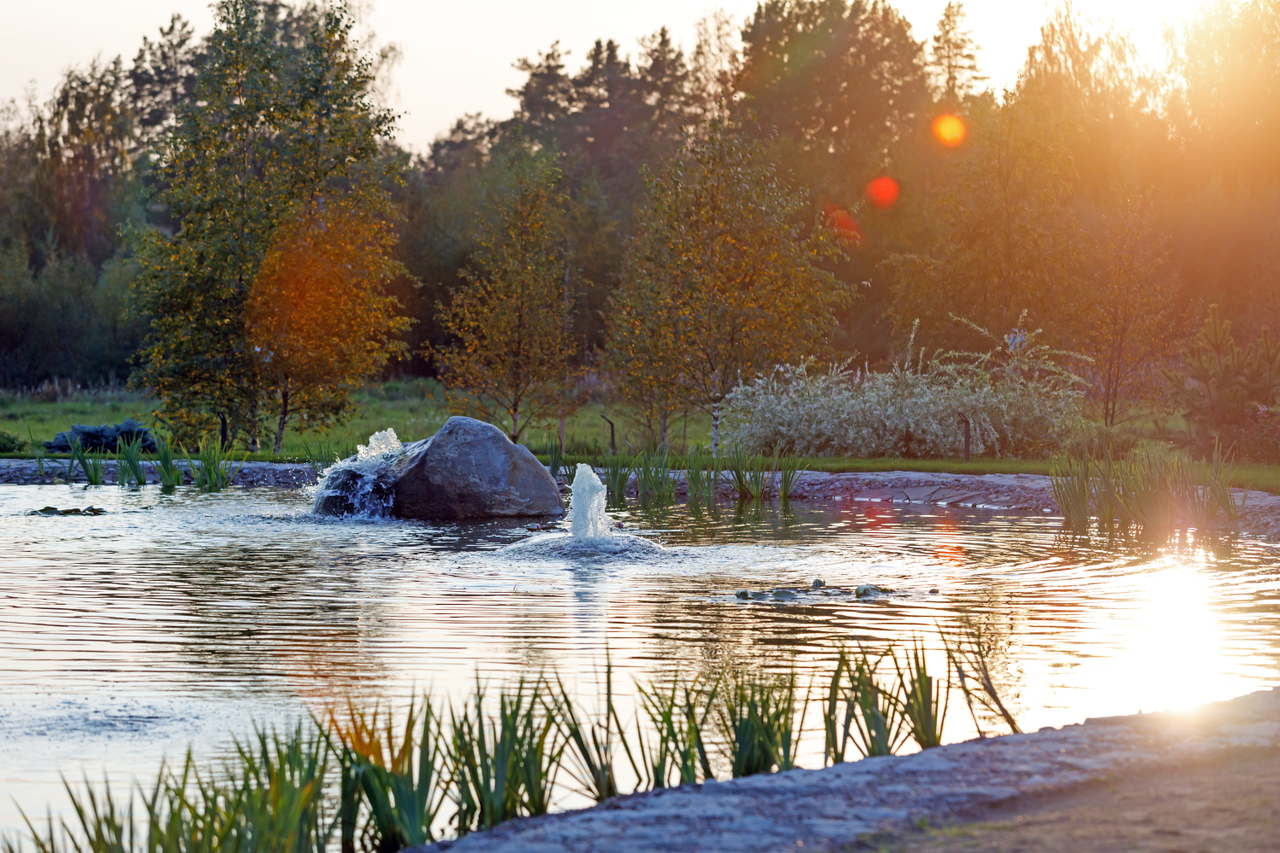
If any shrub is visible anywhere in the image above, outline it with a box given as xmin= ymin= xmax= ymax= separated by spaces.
xmin=724 ymin=321 xmax=1087 ymax=459
xmin=45 ymin=418 xmax=157 ymax=454
xmin=0 ymin=429 xmax=27 ymax=453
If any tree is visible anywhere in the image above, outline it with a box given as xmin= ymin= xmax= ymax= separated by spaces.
xmin=247 ymin=198 xmax=410 ymax=453
xmin=928 ymin=2 xmax=985 ymax=104
xmin=1081 ymin=194 xmax=1183 ymax=426
xmin=130 ymin=0 xmax=400 ymax=450
xmin=608 ymin=118 xmax=850 ymax=454
xmin=435 ymin=149 xmax=579 ymax=443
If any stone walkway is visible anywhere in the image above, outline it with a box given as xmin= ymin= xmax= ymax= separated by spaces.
xmin=411 ymin=687 xmax=1280 ymax=853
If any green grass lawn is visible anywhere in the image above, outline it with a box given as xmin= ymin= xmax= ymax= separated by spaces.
xmin=6 ymin=384 xmax=1280 ymax=496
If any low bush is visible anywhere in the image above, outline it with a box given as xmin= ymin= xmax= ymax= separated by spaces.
xmin=0 ymin=429 xmax=27 ymax=453
xmin=724 ymin=322 xmax=1087 ymax=459
xmin=46 ymin=418 xmax=157 ymax=454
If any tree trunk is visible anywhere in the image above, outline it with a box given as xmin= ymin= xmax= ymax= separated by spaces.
xmin=711 ymin=403 xmax=720 ymax=458
xmin=218 ymin=413 xmax=229 ymax=451
xmin=248 ymin=396 xmax=260 ymax=453
xmin=273 ymin=385 xmax=290 ymax=455
xmin=559 ymin=414 xmax=566 ymax=451
xmin=660 ymin=410 xmax=669 ymax=452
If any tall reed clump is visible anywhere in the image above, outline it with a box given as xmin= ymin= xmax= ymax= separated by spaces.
xmin=777 ymin=456 xmax=802 ymax=501
xmin=189 ymin=441 xmax=246 ymax=492
xmin=115 ymin=434 xmax=147 ymax=489
xmin=634 ymin=451 xmax=676 ymax=504
xmin=1049 ymin=454 xmax=1091 ymax=530
xmin=600 ymin=456 xmax=632 ymax=508
xmin=726 ymin=448 xmax=774 ymax=501
xmin=554 ymin=662 xmax=632 ymax=803
xmin=327 ymin=697 xmax=448 ymax=851
xmin=152 ymin=438 xmax=185 ymax=490
xmin=682 ymin=448 xmax=720 ymax=506
xmin=716 ymin=670 xmax=805 ymax=778
xmin=635 ymin=673 xmax=717 ymax=788
xmin=449 ymin=678 xmax=563 ymax=835
xmin=68 ymin=435 xmax=105 ymax=486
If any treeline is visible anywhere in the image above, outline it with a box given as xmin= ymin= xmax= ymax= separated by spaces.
xmin=4 ymin=0 xmax=1280 ymax=429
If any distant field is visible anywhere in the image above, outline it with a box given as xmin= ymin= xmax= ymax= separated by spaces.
xmin=0 ymin=382 xmax=714 ymax=460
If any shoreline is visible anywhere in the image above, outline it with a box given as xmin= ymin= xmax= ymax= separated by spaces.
xmin=408 ymin=686 xmax=1280 ymax=853
xmin=6 ymin=459 xmax=1280 ymax=540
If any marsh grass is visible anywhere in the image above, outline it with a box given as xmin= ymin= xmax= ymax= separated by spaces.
xmin=945 ymin=616 xmax=1021 ymax=738
xmin=301 ymin=441 xmax=350 ymax=477
xmin=152 ymin=438 xmax=184 ymax=490
xmin=326 ymin=697 xmax=447 ymax=850
xmin=777 ymin=456 xmax=802 ymax=501
xmin=895 ymin=641 xmax=948 ymax=750
xmin=634 ymin=451 xmax=676 ymax=504
xmin=189 ymin=442 xmax=246 ymax=492
xmin=726 ymin=448 xmax=775 ymax=501
xmin=554 ymin=664 xmax=630 ymax=803
xmin=716 ymin=670 xmax=806 ymax=778
xmin=847 ymin=648 xmax=909 ymax=758
xmin=115 ymin=434 xmax=146 ymax=489
xmin=1049 ymin=455 xmax=1091 ymax=529
xmin=68 ymin=435 xmax=105 ymax=486
xmin=636 ymin=674 xmax=717 ymax=787
xmin=600 ymin=456 xmax=632 ymax=508
xmin=682 ymin=448 xmax=719 ymax=506
xmin=542 ymin=439 xmax=565 ymax=482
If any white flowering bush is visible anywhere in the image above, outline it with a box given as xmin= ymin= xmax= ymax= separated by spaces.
xmin=723 ymin=322 xmax=1089 ymax=459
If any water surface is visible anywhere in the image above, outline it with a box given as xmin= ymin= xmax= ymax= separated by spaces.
xmin=2 ymin=484 xmax=1279 ymax=833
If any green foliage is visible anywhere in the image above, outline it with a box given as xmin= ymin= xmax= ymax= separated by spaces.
xmin=636 ymin=673 xmax=717 ymax=788
xmin=553 ymin=665 xmax=630 ymax=804
xmin=716 ymin=670 xmax=804 ymax=778
xmin=634 ymin=450 xmax=676 ymax=504
xmin=115 ymin=433 xmax=146 ymax=489
xmin=944 ymin=614 xmax=1022 ymax=738
xmin=608 ymin=116 xmax=850 ymax=454
xmin=600 ymin=456 xmax=632 ymax=508
xmin=68 ymin=435 xmax=105 ymax=485
xmin=895 ymin=641 xmax=949 ymax=750
xmin=152 ymin=437 xmax=185 ymax=490
xmin=130 ymin=0 xmax=401 ymax=451
xmin=0 ymin=429 xmax=28 ymax=453
xmin=436 ymin=148 xmax=579 ymax=444
xmin=188 ymin=441 xmax=245 ymax=492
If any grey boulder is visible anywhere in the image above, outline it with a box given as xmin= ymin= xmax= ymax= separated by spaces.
xmin=391 ymin=416 xmax=563 ymax=520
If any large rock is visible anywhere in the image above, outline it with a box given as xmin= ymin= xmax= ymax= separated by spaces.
xmin=391 ymin=417 xmax=563 ymax=520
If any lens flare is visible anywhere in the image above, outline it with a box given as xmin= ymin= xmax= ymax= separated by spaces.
xmin=822 ymin=203 xmax=862 ymax=244
xmin=865 ymin=176 xmax=900 ymax=210
xmin=932 ymin=114 xmax=966 ymax=148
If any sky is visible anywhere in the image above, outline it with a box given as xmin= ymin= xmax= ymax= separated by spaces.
xmin=1 ymin=0 xmax=1210 ymax=153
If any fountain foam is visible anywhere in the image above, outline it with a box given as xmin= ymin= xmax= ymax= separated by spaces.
xmin=311 ymin=428 xmax=405 ymax=517
xmin=507 ymin=463 xmax=659 ymax=557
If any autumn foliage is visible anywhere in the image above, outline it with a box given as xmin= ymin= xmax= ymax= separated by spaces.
xmin=247 ymin=200 xmax=410 ymax=453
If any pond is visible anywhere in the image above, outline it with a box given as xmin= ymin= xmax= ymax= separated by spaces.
xmin=2 ymin=482 xmax=1279 ymax=835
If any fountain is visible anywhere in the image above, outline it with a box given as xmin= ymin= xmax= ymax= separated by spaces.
xmin=508 ymin=463 xmax=660 ymax=556
xmin=311 ymin=428 xmax=404 ymax=517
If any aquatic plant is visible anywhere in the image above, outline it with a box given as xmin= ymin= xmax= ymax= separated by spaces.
xmin=682 ymin=448 xmax=719 ymax=506
xmin=152 ymin=438 xmax=185 ymax=490
xmin=777 ymin=456 xmax=802 ymax=501
xmin=188 ymin=441 xmax=246 ymax=492
xmin=820 ymin=649 xmax=858 ymax=765
xmin=542 ymin=438 xmax=565 ymax=482
xmin=327 ymin=697 xmax=448 ymax=850
xmin=634 ymin=451 xmax=676 ymax=504
xmin=847 ymin=648 xmax=909 ymax=758
xmin=636 ymin=673 xmax=717 ymax=787
xmin=115 ymin=434 xmax=147 ymax=489
xmin=716 ymin=670 xmax=805 ymax=778
xmin=895 ymin=640 xmax=949 ymax=750
xmin=600 ymin=456 xmax=632 ymax=507
xmin=69 ymin=435 xmax=105 ymax=486
xmin=554 ymin=662 xmax=632 ymax=802
xmin=301 ymin=440 xmax=343 ymax=476
xmin=1049 ymin=454 xmax=1092 ymax=529
xmin=726 ymin=448 xmax=774 ymax=501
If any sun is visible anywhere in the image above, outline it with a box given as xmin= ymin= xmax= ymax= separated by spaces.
xmin=932 ymin=114 xmax=967 ymax=148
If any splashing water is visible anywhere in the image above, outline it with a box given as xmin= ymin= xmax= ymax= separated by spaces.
xmin=312 ymin=429 xmax=405 ymax=517
xmin=568 ymin=463 xmax=612 ymax=544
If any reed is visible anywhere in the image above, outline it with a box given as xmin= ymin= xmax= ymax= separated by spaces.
xmin=326 ymin=697 xmax=448 ymax=850
xmin=152 ymin=438 xmax=185 ymax=490
xmin=682 ymin=448 xmax=718 ymax=506
xmin=894 ymin=640 xmax=948 ymax=750
xmin=542 ymin=439 xmax=565 ymax=483
xmin=777 ymin=456 xmax=802 ymax=501
xmin=716 ymin=670 xmax=805 ymax=778
xmin=189 ymin=442 xmax=246 ymax=493
xmin=600 ymin=456 xmax=632 ymax=507
xmin=635 ymin=451 xmax=676 ymax=504
xmin=636 ymin=673 xmax=717 ymax=787
xmin=1207 ymin=439 xmax=1243 ymax=521
xmin=820 ymin=649 xmax=857 ymax=765
xmin=726 ymin=448 xmax=774 ymax=501
xmin=301 ymin=441 xmax=343 ymax=477
xmin=847 ymin=648 xmax=908 ymax=758
xmin=944 ymin=615 xmax=1021 ymax=737
xmin=69 ymin=435 xmax=105 ymax=486
xmin=1048 ymin=454 xmax=1091 ymax=529
xmin=554 ymin=661 xmax=633 ymax=803
xmin=115 ymin=434 xmax=146 ymax=489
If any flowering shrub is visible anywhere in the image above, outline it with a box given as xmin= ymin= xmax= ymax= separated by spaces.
xmin=723 ymin=323 xmax=1088 ymax=459
xmin=1217 ymin=406 xmax=1280 ymax=464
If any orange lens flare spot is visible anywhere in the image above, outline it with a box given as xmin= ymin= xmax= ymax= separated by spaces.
xmin=932 ymin=113 xmax=966 ymax=148
xmin=822 ymin=203 xmax=862 ymax=244
xmin=865 ymin=176 xmax=900 ymax=210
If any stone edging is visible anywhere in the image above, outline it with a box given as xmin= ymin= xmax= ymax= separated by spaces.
xmin=407 ymin=686 xmax=1280 ymax=853
xmin=0 ymin=458 xmax=317 ymax=488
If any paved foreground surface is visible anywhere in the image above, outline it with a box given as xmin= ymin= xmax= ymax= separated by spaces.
xmin=413 ymin=687 xmax=1280 ymax=853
